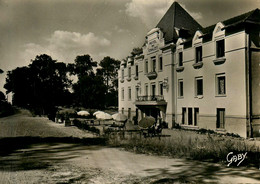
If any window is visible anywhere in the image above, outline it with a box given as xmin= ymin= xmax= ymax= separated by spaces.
xmin=128 ymin=108 xmax=131 ymax=119
xmin=188 ymin=108 xmax=193 ymax=125
xmin=151 ymin=57 xmax=156 ymax=72
xmin=151 ymin=84 xmax=156 ymax=97
xmin=216 ymin=74 xmax=226 ymax=95
xmin=128 ymin=67 xmax=131 ymax=78
xmin=217 ymin=108 xmax=225 ymax=129
xmin=145 ymin=59 xmax=148 ymax=73
xmin=194 ymin=108 xmax=199 ymax=126
xmin=121 ymin=69 xmax=124 ymax=80
xmin=128 ymin=87 xmax=131 ymax=100
xmin=135 ymin=86 xmax=139 ymax=99
xmin=159 ymin=82 xmax=163 ymax=96
xmin=182 ymin=107 xmax=186 ymax=124
xmin=195 ymin=77 xmax=203 ymax=96
xmin=135 ymin=65 xmax=138 ymax=77
xmin=216 ymin=39 xmax=225 ymax=58
xmin=179 ymin=52 xmax=183 ymax=66
xmin=159 ymin=56 xmax=163 ymax=71
xmin=195 ymin=46 xmax=202 ymax=63
xmin=121 ymin=88 xmax=124 ymax=101
xmin=178 ymin=79 xmax=184 ymax=97
xmin=145 ymin=84 xmax=148 ymax=96
xmin=122 ymin=108 xmax=124 ymax=114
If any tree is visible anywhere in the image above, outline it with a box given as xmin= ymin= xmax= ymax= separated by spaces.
xmin=68 ymin=54 xmax=97 ymax=78
xmin=69 ymin=54 xmax=106 ymax=109
xmin=96 ymin=57 xmax=120 ymax=107
xmin=0 ymin=91 xmax=5 ymax=101
xmin=72 ymin=73 xmax=106 ymax=109
xmin=0 ymin=68 xmax=3 ymax=74
xmin=97 ymin=56 xmax=120 ymax=90
xmin=4 ymin=54 xmax=71 ymax=115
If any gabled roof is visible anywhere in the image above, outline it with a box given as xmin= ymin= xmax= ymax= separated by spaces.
xmin=156 ymin=2 xmax=202 ymax=44
xmin=200 ymin=8 xmax=260 ymax=41
xmin=223 ymin=8 xmax=260 ymax=27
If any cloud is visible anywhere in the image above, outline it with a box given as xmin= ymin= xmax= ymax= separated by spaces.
xmin=21 ymin=31 xmax=111 ymax=63
xmin=114 ymin=25 xmax=129 ymax=33
xmin=125 ymin=0 xmax=202 ymax=28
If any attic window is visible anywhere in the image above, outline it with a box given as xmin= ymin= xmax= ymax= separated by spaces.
xmin=195 ymin=46 xmax=202 ymax=63
xmin=216 ymin=40 xmax=225 ymax=58
xmin=179 ymin=52 xmax=183 ymax=66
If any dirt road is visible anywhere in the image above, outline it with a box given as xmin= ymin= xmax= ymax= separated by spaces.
xmin=0 ymin=113 xmax=260 ymax=183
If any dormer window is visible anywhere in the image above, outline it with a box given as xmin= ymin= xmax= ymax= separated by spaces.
xmin=134 ymin=64 xmax=139 ymax=80
xmin=176 ymin=38 xmax=185 ymax=72
xmin=159 ymin=56 xmax=163 ymax=71
xmin=176 ymin=51 xmax=184 ymax=72
xmin=216 ymin=39 xmax=225 ymax=58
xmin=128 ymin=67 xmax=131 ymax=78
xmin=120 ymin=69 xmax=124 ymax=83
xmin=145 ymin=59 xmax=148 ymax=74
xmin=147 ymin=56 xmax=158 ymax=80
xmin=193 ymin=46 xmax=203 ymax=69
xmin=122 ymin=69 xmax=124 ymax=79
xmin=151 ymin=57 xmax=156 ymax=72
xmin=179 ymin=52 xmax=183 ymax=66
xmin=135 ymin=65 xmax=138 ymax=77
xmin=195 ymin=46 xmax=202 ymax=63
xmin=213 ymin=39 xmax=226 ymax=65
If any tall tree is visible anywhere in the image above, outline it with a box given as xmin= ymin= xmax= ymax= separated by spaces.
xmin=4 ymin=54 xmax=71 ymax=115
xmin=96 ymin=56 xmax=120 ymax=107
xmin=97 ymin=56 xmax=120 ymax=90
xmin=69 ymin=54 xmax=106 ymax=109
xmin=68 ymin=54 xmax=97 ymax=78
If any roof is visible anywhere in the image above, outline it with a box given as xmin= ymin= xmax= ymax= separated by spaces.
xmin=156 ymin=2 xmax=202 ymax=44
xmin=200 ymin=8 xmax=260 ymax=40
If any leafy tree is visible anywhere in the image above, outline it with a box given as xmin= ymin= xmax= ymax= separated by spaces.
xmin=97 ymin=56 xmax=120 ymax=90
xmin=0 ymin=68 xmax=3 ymax=74
xmin=96 ymin=56 xmax=120 ymax=107
xmin=4 ymin=54 xmax=71 ymax=115
xmin=0 ymin=91 xmax=5 ymax=101
xmin=0 ymin=91 xmax=14 ymax=117
xmin=69 ymin=54 xmax=106 ymax=109
xmin=72 ymin=73 xmax=106 ymax=109
xmin=68 ymin=54 xmax=97 ymax=78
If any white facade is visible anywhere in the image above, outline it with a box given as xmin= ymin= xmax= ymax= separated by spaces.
xmin=118 ymin=2 xmax=260 ymax=138
xmin=176 ymin=29 xmax=248 ymax=137
xmin=118 ymin=28 xmax=175 ymax=126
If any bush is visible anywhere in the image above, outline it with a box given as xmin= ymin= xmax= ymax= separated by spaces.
xmin=73 ymin=119 xmax=100 ymax=135
xmin=0 ymin=101 xmax=15 ymax=117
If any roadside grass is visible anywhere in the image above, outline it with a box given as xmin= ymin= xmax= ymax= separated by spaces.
xmin=105 ymin=129 xmax=260 ymax=168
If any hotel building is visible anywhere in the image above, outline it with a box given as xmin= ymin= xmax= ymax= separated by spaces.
xmin=118 ymin=2 xmax=260 ymax=138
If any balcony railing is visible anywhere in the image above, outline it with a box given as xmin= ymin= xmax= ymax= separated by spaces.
xmin=136 ymin=95 xmax=164 ymax=102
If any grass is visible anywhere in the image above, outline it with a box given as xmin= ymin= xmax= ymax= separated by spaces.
xmin=105 ymin=129 xmax=260 ymax=168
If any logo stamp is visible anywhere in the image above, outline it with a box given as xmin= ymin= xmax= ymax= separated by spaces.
xmin=226 ymin=152 xmax=247 ymax=166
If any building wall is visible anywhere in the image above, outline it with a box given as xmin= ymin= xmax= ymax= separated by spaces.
xmin=251 ymin=43 xmax=260 ymax=137
xmin=118 ymin=29 xmax=175 ymax=124
xmin=176 ymin=31 xmax=248 ymax=137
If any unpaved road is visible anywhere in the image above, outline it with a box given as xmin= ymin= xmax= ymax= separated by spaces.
xmin=0 ymin=113 xmax=260 ymax=183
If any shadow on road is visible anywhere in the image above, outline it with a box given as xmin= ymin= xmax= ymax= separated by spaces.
xmin=144 ymin=160 xmax=260 ymax=183
xmin=0 ymin=136 xmax=107 ymax=171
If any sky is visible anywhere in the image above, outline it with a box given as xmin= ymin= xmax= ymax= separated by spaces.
xmin=0 ymin=0 xmax=259 ymax=94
